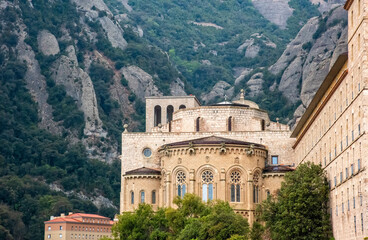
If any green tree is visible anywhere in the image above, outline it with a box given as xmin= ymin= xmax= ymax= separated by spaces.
xmin=110 ymin=194 xmax=250 ymax=240
xmin=260 ymin=162 xmax=332 ymax=240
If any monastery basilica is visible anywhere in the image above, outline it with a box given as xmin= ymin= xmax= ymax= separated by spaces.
xmin=120 ymin=0 xmax=368 ymax=239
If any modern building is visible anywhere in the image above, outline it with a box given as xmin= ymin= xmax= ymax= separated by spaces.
xmin=120 ymin=92 xmax=295 ymax=223
xmin=44 ymin=213 xmax=113 ymax=240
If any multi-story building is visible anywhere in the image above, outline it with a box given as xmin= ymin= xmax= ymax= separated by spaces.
xmin=291 ymin=0 xmax=368 ymax=238
xmin=44 ymin=213 xmax=113 ymax=240
xmin=120 ymin=0 xmax=368 ymax=238
xmin=120 ymin=92 xmax=295 ymax=224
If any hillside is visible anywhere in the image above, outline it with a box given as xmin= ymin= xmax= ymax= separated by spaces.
xmin=0 ymin=0 xmax=346 ymax=239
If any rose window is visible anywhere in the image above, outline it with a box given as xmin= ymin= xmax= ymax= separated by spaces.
xmin=177 ymin=171 xmax=186 ymax=184
xmin=202 ymin=170 xmax=214 ymax=183
xmin=230 ymin=171 xmax=241 ymax=183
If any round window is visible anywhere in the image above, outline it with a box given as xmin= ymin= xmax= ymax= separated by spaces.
xmin=143 ymin=148 xmax=152 ymax=157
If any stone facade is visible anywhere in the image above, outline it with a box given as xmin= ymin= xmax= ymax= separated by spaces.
xmin=120 ymin=1 xmax=368 ymax=238
xmin=121 ymin=93 xmax=294 ymax=225
xmin=291 ymin=0 xmax=368 ymax=238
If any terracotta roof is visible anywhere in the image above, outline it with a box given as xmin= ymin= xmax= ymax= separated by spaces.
xmin=162 ymin=136 xmax=266 ymax=148
xmin=68 ymin=213 xmax=110 ymax=219
xmin=263 ymin=165 xmax=295 ymax=173
xmin=124 ymin=167 xmax=161 ymax=176
xmin=45 ymin=217 xmax=82 ymax=223
xmin=44 ymin=213 xmax=111 ymax=224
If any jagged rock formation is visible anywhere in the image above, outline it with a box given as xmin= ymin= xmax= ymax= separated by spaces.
xmin=121 ymin=66 xmax=163 ymax=100
xmin=16 ymin=25 xmax=61 ymax=134
xmin=53 ymin=45 xmax=106 ymax=137
xmin=247 ymin=72 xmax=264 ymax=97
xmin=170 ymin=78 xmax=187 ymax=96
xmin=99 ymin=16 xmax=128 ymax=50
xmin=269 ymin=6 xmax=347 ymax=125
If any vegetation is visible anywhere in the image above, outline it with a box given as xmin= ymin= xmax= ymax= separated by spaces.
xmin=109 ymin=194 xmax=251 ymax=240
xmin=259 ymin=163 xmax=332 ymax=240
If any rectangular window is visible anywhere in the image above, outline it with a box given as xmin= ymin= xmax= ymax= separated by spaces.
xmin=60 ymin=234 xmax=63 ymax=238
xmin=354 ymin=216 xmax=357 ymax=233
xmin=362 ymin=213 xmax=364 ymax=233
xmin=202 ymin=184 xmax=208 ymax=202
xmin=48 ymin=235 xmax=51 ymax=239
xmin=340 ymin=172 xmax=343 ymax=183
xmin=346 ymin=135 xmax=349 ymax=146
xmin=336 ymin=205 xmax=338 ymax=216
xmin=352 ymin=130 xmax=354 ymax=141
xmin=324 ymin=157 xmax=326 ymax=166
xmin=335 ymin=146 xmax=337 ymax=156
xmin=348 ymin=200 xmax=350 ymax=211
xmin=358 ymin=124 xmax=361 ymax=135
xmin=152 ymin=190 xmax=156 ymax=204
xmin=341 ymin=141 xmax=343 ymax=151
xmin=329 ymin=152 xmax=332 ymax=161
xmin=351 ymin=164 xmax=354 ymax=176
xmin=358 ymin=159 xmax=361 ymax=171
xmin=271 ymin=156 xmax=278 ymax=165
xmin=346 ymin=168 xmax=349 ymax=179
xmin=334 ymin=176 xmax=337 ymax=187
xmin=353 ymin=196 xmax=356 ymax=209
xmin=342 ymin=203 xmax=344 ymax=213
xmin=48 ymin=226 xmax=51 ymax=231
xmin=140 ymin=191 xmax=145 ymax=203
xmin=60 ymin=226 xmax=63 ymax=230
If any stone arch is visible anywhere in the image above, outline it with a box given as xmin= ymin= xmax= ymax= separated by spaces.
xmin=154 ymin=105 xmax=162 ymax=127
xmin=179 ymin=104 xmax=186 ymax=109
xmin=226 ymin=165 xmax=247 ymax=203
xmin=172 ymin=166 xmax=189 ymax=198
xmin=228 ymin=116 xmax=232 ymax=131
xmin=196 ymin=165 xmax=219 ymax=201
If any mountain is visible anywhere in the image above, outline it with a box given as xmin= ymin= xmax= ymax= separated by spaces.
xmin=0 ymin=0 xmax=346 ymax=238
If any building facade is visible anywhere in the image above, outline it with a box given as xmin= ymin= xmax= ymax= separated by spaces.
xmin=291 ymin=0 xmax=368 ymax=238
xmin=120 ymin=1 xmax=368 ymax=238
xmin=120 ymin=93 xmax=295 ymax=224
xmin=44 ymin=213 xmax=113 ymax=240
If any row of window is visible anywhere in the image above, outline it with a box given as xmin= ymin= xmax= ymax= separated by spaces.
xmin=332 ymin=160 xmax=361 ymax=188
xmin=154 ymin=105 xmax=186 ymax=127
xmin=130 ymin=170 xmax=262 ymax=205
xmin=131 ymin=190 xmax=156 ymax=204
xmin=82 ymin=218 xmax=108 ymax=224
xmin=47 ymin=233 xmax=109 ymax=239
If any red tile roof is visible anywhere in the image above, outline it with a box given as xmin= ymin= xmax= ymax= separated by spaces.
xmin=44 ymin=213 xmax=112 ymax=224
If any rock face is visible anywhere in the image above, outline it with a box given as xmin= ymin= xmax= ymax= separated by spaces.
xmin=251 ymin=0 xmax=293 ymax=29
xmin=16 ymin=25 xmax=61 ymax=134
xmin=247 ymin=72 xmax=264 ymax=97
xmin=99 ymin=17 xmax=128 ymax=50
xmin=170 ymin=78 xmax=187 ymax=96
xmin=238 ymin=33 xmax=276 ymax=59
xmin=201 ymin=81 xmax=234 ymax=103
xmin=121 ymin=66 xmax=162 ymax=100
xmin=300 ymin=7 xmax=347 ymax=107
xmin=37 ymin=30 xmax=60 ymax=56
xmin=268 ymin=6 xmax=347 ymax=123
xmin=233 ymin=67 xmax=253 ymax=85
xmin=53 ymin=45 xmax=106 ymax=137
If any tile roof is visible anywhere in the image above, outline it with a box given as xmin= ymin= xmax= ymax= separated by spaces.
xmin=162 ymin=135 xmax=266 ymax=148
xmin=263 ymin=165 xmax=295 ymax=173
xmin=124 ymin=167 xmax=161 ymax=176
xmin=44 ymin=213 xmax=112 ymax=224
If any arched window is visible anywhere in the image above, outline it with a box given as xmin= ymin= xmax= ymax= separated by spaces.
xmin=202 ymin=170 xmax=214 ymax=201
xmin=196 ymin=117 xmax=200 ymax=132
xmin=253 ymin=172 xmax=260 ymax=203
xmin=152 ymin=190 xmax=156 ymax=204
xmin=130 ymin=191 xmax=134 ymax=204
xmin=140 ymin=191 xmax=145 ymax=203
xmin=266 ymin=190 xmax=270 ymax=198
xmin=228 ymin=117 xmax=232 ymax=131
xmin=261 ymin=119 xmax=265 ymax=131
xmin=154 ymin=105 xmax=161 ymax=127
xmin=230 ymin=171 xmax=241 ymax=202
xmin=179 ymin=105 xmax=186 ymax=109
xmin=167 ymin=105 xmax=174 ymax=123
xmin=177 ymin=171 xmax=186 ymax=198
